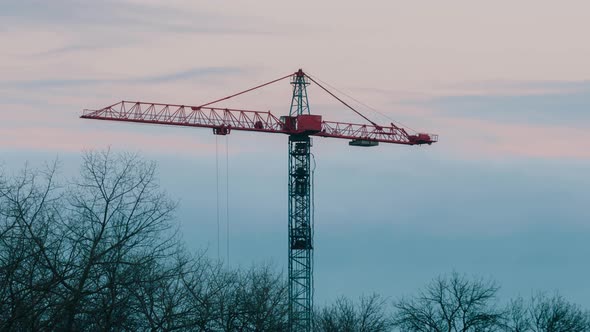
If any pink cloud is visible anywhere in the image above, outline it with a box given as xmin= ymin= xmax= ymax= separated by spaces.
xmin=0 ymin=126 xmax=216 ymax=155
xmin=433 ymin=116 xmax=590 ymax=160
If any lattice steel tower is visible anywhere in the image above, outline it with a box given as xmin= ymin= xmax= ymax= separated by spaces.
xmin=288 ymin=70 xmax=313 ymax=331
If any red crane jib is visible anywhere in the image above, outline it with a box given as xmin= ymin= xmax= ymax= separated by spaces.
xmin=81 ymin=101 xmax=438 ymax=145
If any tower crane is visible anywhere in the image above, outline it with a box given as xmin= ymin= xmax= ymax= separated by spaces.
xmin=81 ymin=69 xmax=437 ymax=331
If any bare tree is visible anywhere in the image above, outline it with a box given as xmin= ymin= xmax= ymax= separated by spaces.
xmin=0 ymin=151 xmax=293 ymax=331
xmin=7 ymin=151 xmax=589 ymax=332
xmin=0 ymin=151 xmax=181 ymax=331
xmin=391 ymin=272 xmax=503 ymax=332
xmin=315 ymin=293 xmax=391 ymax=332
xmin=57 ymin=150 xmax=178 ymax=330
xmin=233 ymin=264 xmax=288 ymax=331
xmin=504 ymin=293 xmax=590 ymax=332
xmin=0 ymin=162 xmax=67 ymax=330
xmin=503 ymin=297 xmax=531 ymax=332
xmin=208 ymin=263 xmax=288 ymax=331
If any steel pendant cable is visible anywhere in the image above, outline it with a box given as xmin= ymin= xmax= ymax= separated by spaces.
xmin=306 ymin=73 xmax=418 ymax=134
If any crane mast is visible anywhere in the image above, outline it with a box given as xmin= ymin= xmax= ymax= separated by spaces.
xmin=80 ymin=69 xmax=437 ymax=332
xmin=288 ymin=70 xmax=313 ymax=331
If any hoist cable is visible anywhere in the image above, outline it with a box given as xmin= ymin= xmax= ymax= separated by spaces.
xmin=225 ymin=135 xmax=230 ymax=266
xmin=310 ymin=152 xmax=316 ymax=313
xmin=215 ymin=135 xmax=220 ymax=261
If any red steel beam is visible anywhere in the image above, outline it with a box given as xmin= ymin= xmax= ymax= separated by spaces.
xmin=81 ymin=101 xmax=437 ymax=145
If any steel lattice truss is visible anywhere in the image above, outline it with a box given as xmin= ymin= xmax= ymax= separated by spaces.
xmin=81 ymin=101 xmax=437 ymax=145
xmin=288 ymin=135 xmax=313 ymax=331
xmin=287 ymin=73 xmax=313 ymax=332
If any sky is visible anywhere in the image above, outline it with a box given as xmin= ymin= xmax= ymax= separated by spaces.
xmin=1 ymin=0 xmax=590 ymax=306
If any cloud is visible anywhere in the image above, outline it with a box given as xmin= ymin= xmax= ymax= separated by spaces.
xmin=0 ymin=125 xmax=216 ymax=155
xmin=452 ymin=80 xmax=590 ymax=94
xmin=140 ymin=67 xmax=247 ymax=84
xmin=0 ymin=66 xmax=247 ymax=89
xmin=430 ymin=80 xmax=590 ymax=97
xmin=371 ymin=80 xmax=590 ymax=160
xmin=1 ymin=0 xmax=279 ymax=35
xmin=435 ymin=116 xmax=590 ymax=160
xmin=32 ymin=44 xmax=119 ymax=57
xmin=420 ymin=89 xmax=590 ymax=128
